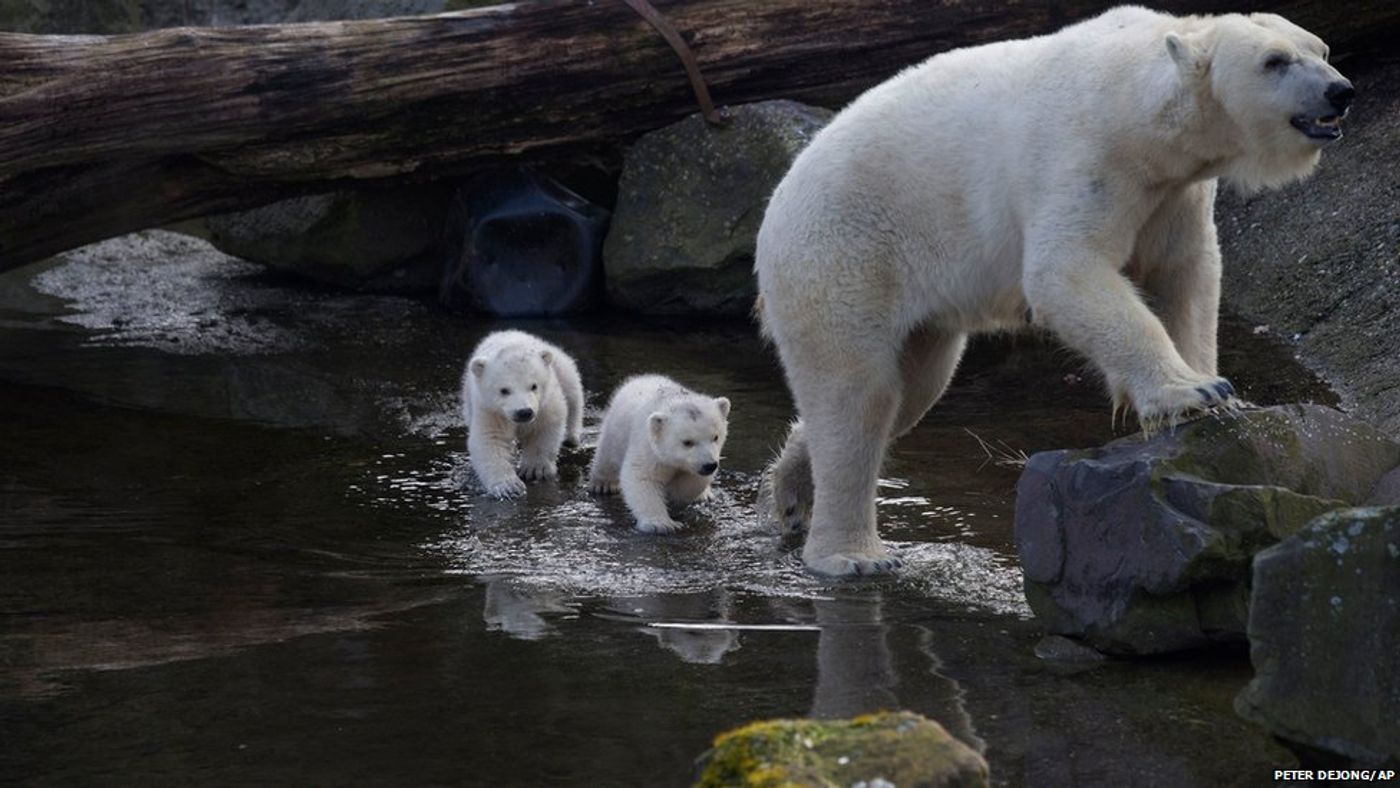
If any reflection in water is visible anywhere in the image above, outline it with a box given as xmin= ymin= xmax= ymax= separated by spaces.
xmin=810 ymin=595 xmax=898 ymax=719
xmin=481 ymin=575 xmax=576 ymax=641
xmin=625 ymin=592 xmax=742 ymax=665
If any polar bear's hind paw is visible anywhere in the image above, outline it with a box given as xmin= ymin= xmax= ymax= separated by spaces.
xmin=805 ymin=551 xmax=903 ymax=578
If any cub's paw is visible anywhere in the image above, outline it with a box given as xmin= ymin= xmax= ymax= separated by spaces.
xmin=518 ymin=460 xmax=558 ymax=482
xmin=588 ymin=478 xmax=618 ymax=495
xmin=758 ymin=453 xmax=813 ymax=537
xmin=636 ymin=519 xmax=684 ymax=535
xmin=485 ymin=476 xmax=528 ymax=499
xmin=804 ymin=550 xmax=903 ymax=578
xmin=1135 ymin=376 xmax=1237 ymax=431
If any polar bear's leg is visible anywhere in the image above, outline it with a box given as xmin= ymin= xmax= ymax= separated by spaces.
xmin=763 ymin=327 xmax=965 ymax=539
xmin=587 ymin=409 xmax=627 ymax=495
xmin=468 ymin=417 xmax=528 ymax=499
xmin=553 ymin=353 xmax=586 ymax=448
xmin=760 ymin=421 xmax=813 ymax=537
xmin=1025 ymin=241 xmax=1234 ymax=430
xmin=891 ymin=325 xmax=968 ymax=438
xmin=1136 ymin=183 xmax=1222 ymax=378
xmin=787 ymin=339 xmax=903 ymax=576
xmin=622 ymin=460 xmax=684 ymax=534
xmin=517 ymin=400 xmax=565 ymax=482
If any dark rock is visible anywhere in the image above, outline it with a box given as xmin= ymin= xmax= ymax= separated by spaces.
xmin=1235 ymin=506 xmax=1400 ymax=766
xmin=205 ymin=185 xmax=451 ymax=293
xmin=694 ymin=711 xmax=989 ymax=788
xmin=1218 ymin=60 xmax=1400 ymax=436
xmin=439 ymin=167 xmax=609 ymax=317
xmin=603 ymin=100 xmax=832 ymax=316
xmin=1366 ymin=466 xmax=1400 ymax=506
xmin=1015 ymin=404 xmax=1400 ymax=654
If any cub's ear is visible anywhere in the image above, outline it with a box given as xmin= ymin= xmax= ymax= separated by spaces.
xmin=470 ymin=357 xmax=488 ymax=377
xmin=540 ymin=349 xmax=554 ymax=366
xmin=1165 ymin=30 xmax=1209 ymax=77
xmin=648 ymin=412 xmax=668 ymax=439
xmin=713 ymin=397 xmax=731 ymax=418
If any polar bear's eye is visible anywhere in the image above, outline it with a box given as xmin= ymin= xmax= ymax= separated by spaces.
xmin=500 ymin=388 xmax=511 ymax=396
xmin=712 ymin=435 xmax=719 ymax=442
xmin=682 ymin=439 xmax=695 ymax=448
xmin=1263 ymin=52 xmax=1291 ymax=71
xmin=530 ymin=384 xmax=538 ymax=392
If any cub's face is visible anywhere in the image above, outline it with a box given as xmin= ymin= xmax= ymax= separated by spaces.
xmin=471 ymin=349 xmax=553 ymax=424
xmin=647 ymin=397 xmax=731 ymax=476
xmin=1201 ymin=15 xmax=1352 ymax=186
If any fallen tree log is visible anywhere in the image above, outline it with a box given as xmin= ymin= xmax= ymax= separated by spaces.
xmin=1 ymin=0 xmax=1396 ymax=271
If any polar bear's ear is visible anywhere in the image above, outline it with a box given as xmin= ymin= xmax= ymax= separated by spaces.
xmin=539 ymin=349 xmax=554 ymax=367
xmin=1165 ymin=31 xmax=1209 ymax=78
xmin=713 ymin=397 xmax=731 ymax=418
xmin=470 ymin=357 xmax=488 ymax=377
xmin=648 ymin=412 xmax=668 ymax=438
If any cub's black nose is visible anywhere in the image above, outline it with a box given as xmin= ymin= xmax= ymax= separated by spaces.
xmin=1325 ymin=81 xmax=1355 ymax=113
xmin=513 ymin=408 xmax=535 ymax=422
xmin=699 ymin=462 xmax=719 ymax=476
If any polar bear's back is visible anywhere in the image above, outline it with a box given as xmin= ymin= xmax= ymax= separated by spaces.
xmin=756 ymin=6 xmax=1185 ymax=333
xmin=601 ymin=374 xmax=695 ymax=435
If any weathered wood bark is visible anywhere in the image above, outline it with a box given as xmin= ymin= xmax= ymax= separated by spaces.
xmin=1 ymin=0 xmax=1395 ymax=271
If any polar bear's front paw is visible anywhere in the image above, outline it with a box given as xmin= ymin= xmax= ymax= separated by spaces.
xmin=1135 ymin=375 xmax=1237 ymax=431
xmin=518 ymin=459 xmax=558 ymax=482
xmin=588 ymin=478 xmax=618 ymax=495
xmin=636 ymin=518 xmax=684 ymax=535
xmin=804 ymin=550 xmax=903 ymax=578
xmin=485 ymin=476 xmax=528 ymax=499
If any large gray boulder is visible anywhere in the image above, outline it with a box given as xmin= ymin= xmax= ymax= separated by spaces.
xmin=1015 ymin=404 xmax=1400 ymax=654
xmin=1236 ymin=506 xmax=1400 ymax=766
xmin=603 ymin=100 xmax=832 ymax=316
xmin=205 ymin=185 xmax=450 ymax=292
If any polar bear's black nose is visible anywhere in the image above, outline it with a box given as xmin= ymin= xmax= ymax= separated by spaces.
xmin=699 ymin=462 xmax=719 ymax=476
xmin=513 ymin=408 xmax=535 ymax=422
xmin=1325 ymin=81 xmax=1355 ymax=112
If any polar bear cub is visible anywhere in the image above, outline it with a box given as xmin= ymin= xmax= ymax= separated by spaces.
xmin=588 ymin=375 xmax=730 ymax=534
xmin=461 ymin=330 xmax=584 ymax=498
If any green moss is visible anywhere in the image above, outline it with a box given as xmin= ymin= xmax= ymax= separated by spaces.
xmin=695 ymin=712 xmax=988 ymax=788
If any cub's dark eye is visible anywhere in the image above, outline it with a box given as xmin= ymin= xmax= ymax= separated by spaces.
xmin=500 ymin=388 xmax=510 ymax=396
xmin=1263 ymin=53 xmax=1290 ymax=71
xmin=712 ymin=434 xmax=719 ymax=442
xmin=530 ymin=384 xmax=538 ymax=392
xmin=682 ymin=439 xmax=695 ymax=448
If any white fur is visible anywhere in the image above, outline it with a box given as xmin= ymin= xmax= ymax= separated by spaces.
xmin=754 ymin=7 xmax=1349 ymax=576
xmin=461 ymin=330 xmax=584 ymax=498
xmin=587 ymin=375 xmax=731 ymax=534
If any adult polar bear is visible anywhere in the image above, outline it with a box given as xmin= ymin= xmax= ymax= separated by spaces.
xmin=755 ymin=7 xmax=1353 ymax=577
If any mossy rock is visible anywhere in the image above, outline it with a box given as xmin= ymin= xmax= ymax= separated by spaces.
xmin=695 ymin=711 xmax=988 ymax=788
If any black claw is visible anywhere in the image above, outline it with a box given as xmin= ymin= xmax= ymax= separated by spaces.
xmin=1216 ymin=379 xmax=1235 ymax=397
xmin=851 ymin=561 xmax=864 ymax=577
xmin=1196 ymin=385 xmax=1211 ymax=402
xmin=890 ymin=558 xmax=904 ymax=569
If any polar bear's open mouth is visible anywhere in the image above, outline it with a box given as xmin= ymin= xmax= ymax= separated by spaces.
xmin=1290 ymin=113 xmax=1345 ymax=141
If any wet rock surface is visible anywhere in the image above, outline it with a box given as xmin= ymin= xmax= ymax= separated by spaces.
xmin=694 ymin=711 xmax=989 ymax=788
xmin=1218 ymin=59 xmax=1400 ymax=437
xmin=603 ymin=100 xmax=833 ymax=316
xmin=1235 ymin=506 xmax=1400 ymax=767
xmin=205 ymin=185 xmax=450 ymax=292
xmin=1015 ymin=405 xmax=1400 ymax=654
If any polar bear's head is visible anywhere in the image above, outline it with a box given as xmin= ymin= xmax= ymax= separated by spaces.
xmin=470 ymin=346 xmax=554 ymax=424
xmin=647 ymin=396 xmax=731 ymax=476
xmin=1167 ymin=13 xmax=1353 ymax=191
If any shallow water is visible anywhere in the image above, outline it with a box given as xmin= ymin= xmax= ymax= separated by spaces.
xmin=0 ymin=233 xmax=1336 ymax=785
